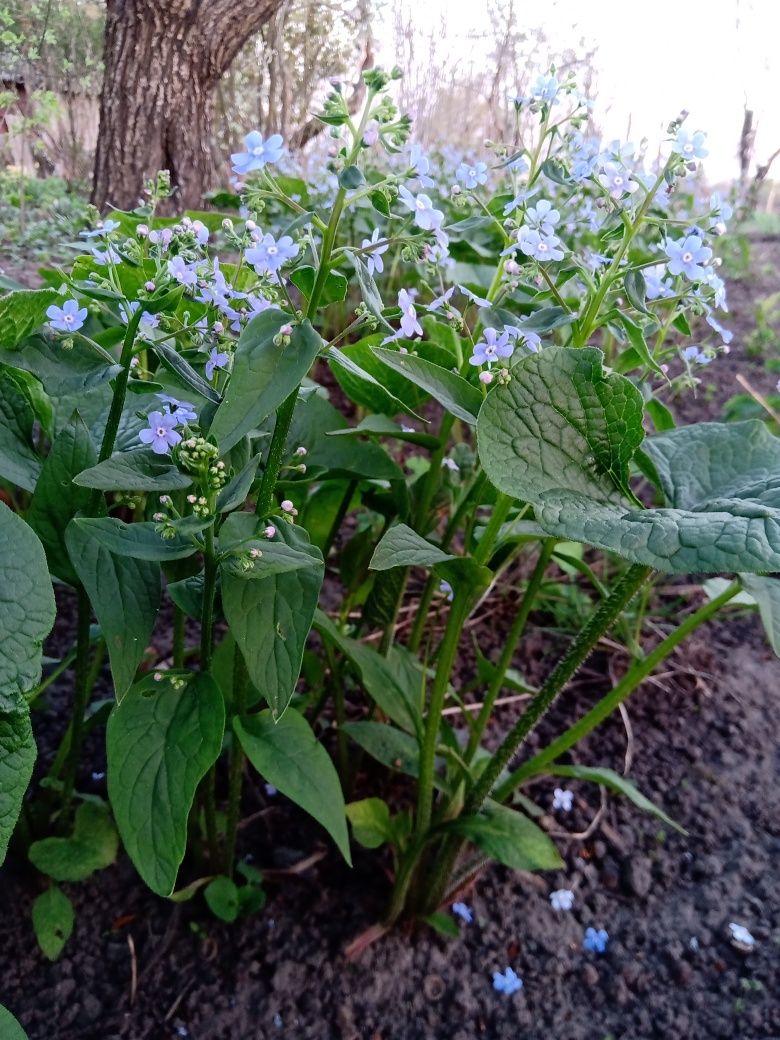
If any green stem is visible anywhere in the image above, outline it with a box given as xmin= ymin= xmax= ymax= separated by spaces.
xmin=172 ymin=605 xmax=185 ymax=669
xmin=413 ymin=594 xmax=472 ymax=842
xmin=462 ymin=563 xmax=653 ymax=815
xmin=224 ymin=647 xmax=249 ymax=874
xmin=199 ymin=526 xmax=219 ymax=863
xmin=59 ymin=586 xmax=92 ymax=823
xmin=465 ymin=538 xmax=555 ymax=760
xmin=323 ymin=479 xmax=358 ymax=558
xmin=494 ymin=578 xmax=740 ymax=800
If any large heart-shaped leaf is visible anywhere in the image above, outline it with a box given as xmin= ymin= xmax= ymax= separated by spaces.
xmin=209 ymin=309 xmax=321 ymax=452
xmin=65 ymin=520 xmax=160 ymax=698
xmin=234 ymin=707 xmax=350 ymax=863
xmin=478 ymin=349 xmax=780 ymax=574
xmin=221 ymin=521 xmax=323 ymax=719
xmin=106 ymin=672 xmax=225 ymax=896
xmin=27 ymin=414 xmax=97 ymax=585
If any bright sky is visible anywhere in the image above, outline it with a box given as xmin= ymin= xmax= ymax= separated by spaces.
xmin=377 ymin=0 xmax=780 ymax=183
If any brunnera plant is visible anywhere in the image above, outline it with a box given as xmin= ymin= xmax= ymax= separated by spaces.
xmin=0 ymin=65 xmax=778 ymax=965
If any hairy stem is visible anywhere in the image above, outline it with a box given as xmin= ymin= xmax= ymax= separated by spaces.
xmin=59 ymin=586 xmax=93 ymax=823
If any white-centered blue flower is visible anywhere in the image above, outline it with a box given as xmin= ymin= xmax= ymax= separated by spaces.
xmin=408 ymin=143 xmax=434 ymax=187
xmin=673 ymin=128 xmax=708 ymax=161
xmin=245 ymin=233 xmax=298 ymax=276
xmin=492 ymin=967 xmax=523 ymax=995
xmin=398 ymin=186 xmax=444 ymax=231
xmin=139 ymin=410 xmax=182 ymax=454
xmin=231 ymin=130 xmax=284 ymax=174
xmin=47 ymin=298 xmax=88 ymax=333
xmin=81 ymin=218 xmax=121 ymax=239
xmin=362 ymin=227 xmax=389 ymax=276
xmin=664 ymin=234 xmax=712 ymax=280
xmin=456 ymin=160 xmax=488 ymax=190
xmin=517 ymin=226 xmax=564 ymax=262
xmin=157 ymin=394 xmax=198 ymax=423
xmin=397 ymin=288 xmax=423 ymax=338
xmin=205 ymin=347 xmax=230 ymax=380
xmin=469 ymin=327 xmax=514 ymax=367
xmin=167 ymin=255 xmax=199 ymax=287
xmin=598 ymin=162 xmax=640 ymax=200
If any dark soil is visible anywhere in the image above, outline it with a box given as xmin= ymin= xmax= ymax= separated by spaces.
xmin=2 ymin=240 xmax=780 ymax=1040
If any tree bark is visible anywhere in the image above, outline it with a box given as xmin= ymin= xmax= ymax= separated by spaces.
xmin=92 ymin=0 xmax=286 ymax=212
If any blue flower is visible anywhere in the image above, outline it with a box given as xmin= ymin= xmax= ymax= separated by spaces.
xmin=644 ymin=264 xmax=675 ymax=301
xmin=409 ymin=143 xmax=434 ymax=187
xmin=492 ymin=967 xmax=523 ymax=994
xmin=362 ymin=227 xmax=389 ymax=276
xmin=81 ymin=218 xmax=121 ymax=239
xmin=458 ymin=285 xmax=491 ymax=307
xmin=550 ymin=889 xmax=575 ymax=911
xmin=397 ymin=289 xmax=423 ymax=338
xmin=398 ymin=186 xmax=444 ymax=231
xmin=469 ymin=327 xmax=514 ymax=367
xmin=525 ymin=199 xmax=560 ymax=235
xmin=156 ymin=394 xmax=198 ymax=423
xmin=681 ymin=346 xmax=711 ymax=365
xmin=139 ymin=410 xmax=182 ymax=454
xmin=245 ymin=233 xmax=298 ymax=276
xmin=427 ymin=286 xmax=456 ymax=313
xmin=167 ymin=255 xmax=199 ymax=287
xmin=439 ymin=579 xmax=454 ymax=602
xmin=231 ymin=130 xmax=284 ymax=174
xmin=452 ymin=902 xmax=473 ymax=923
xmin=552 ymin=787 xmax=573 ymax=811
xmin=598 ymin=162 xmax=639 ymax=200
xmin=517 ymin=227 xmax=564 ymax=262
xmin=583 ymin=927 xmax=609 ymax=954
xmin=673 ymin=128 xmax=708 ymax=161
xmin=91 ymin=245 xmax=122 ymax=266
xmin=206 ymin=347 xmax=230 ymax=380
xmin=46 ymin=298 xmax=88 ymax=333
xmin=664 ymin=234 xmax=712 ymax=280
xmin=456 ymin=161 xmax=488 ymax=190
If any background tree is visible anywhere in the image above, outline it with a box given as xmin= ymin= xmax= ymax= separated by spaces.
xmin=91 ymin=0 xmax=287 ymax=211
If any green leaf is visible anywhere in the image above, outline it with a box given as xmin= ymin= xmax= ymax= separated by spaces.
xmin=646 ymin=397 xmax=676 ymax=433
xmin=209 ymin=310 xmax=321 ymax=452
xmin=313 ymin=610 xmax=419 ymax=732
xmin=345 ymin=251 xmax=393 ymax=332
xmin=235 ymin=708 xmax=351 ymax=863
xmin=448 ymin=801 xmax=563 ymax=871
xmin=424 ymin=911 xmax=460 ymax=938
xmin=106 ymin=672 xmax=225 ymax=896
xmin=73 ymin=450 xmax=192 ymax=492
xmin=338 ymin=164 xmax=365 ymax=189
xmin=369 ymin=523 xmax=454 ymax=571
xmin=65 ymin=520 xmax=160 ymax=698
xmin=345 ymin=798 xmax=394 ymax=849
xmin=373 ymin=347 xmax=482 ymax=425
xmin=549 ymin=764 xmax=684 ymax=832
xmin=290 ymin=266 xmax=348 ymax=306
xmin=327 ymin=344 xmax=423 ymax=419
xmin=10 ymin=333 xmax=120 ymax=395
xmin=222 ymin=523 xmax=323 ymax=718
xmin=204 ymin=875 xmax=240 ymax=922
xmin=624 ymin=268 xmax=650 ymax=314
xmin=342 ymin=720 xmax=421 ymax=777
xmin=216 ymin=454 xmax=260 ymax=513
xmin=478 ymin=345 xmax=644 ymax=506
xmin=27 ymin=414 xmax=96 ymax=585
xmin=0 ymin=366 xmax=41 ymax=492
xmin=0 ymin=503 xmax=56 ymax=708
xmin=739 ymin=574 xmax=780 ymax=656
xmin=32 ymin=886 xmax=74 ymax=960
xmin=152 ymin=339 xmax=221 ymax=404
xmin=0 ymin=707 xmax=36 ymax=865
xmin=167 ymin=572 xmax=205 ymax=620
xmin=326 ymin=413 xmax=438 ymax=448
xmin=29 ymin=802 xmax=118 ymax=881
xmin=615 ymin=313 xmax=664 ymax=376
xmin=69 ymin=517 xmax=196 ymax=561
xmin=0 ymin=287 xmax=59 ymax=347
xmin=0 ymin=1004 xmax=29 ymax=1040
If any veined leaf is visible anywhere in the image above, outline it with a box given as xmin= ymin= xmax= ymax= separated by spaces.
xmin=209 ymin=309 xmax=321 ymax=452
xmin=342 ymin=720 xmax=421 ymax=777
xmin=32 ymin=886 xmax=75 ymax=961
xmin=29 ymin=802 xmax=118 ymax=881
xmin=153 ymin=339 xmax=221 ymax=404
xmin=345 ymin=798 xmax=394 ymax=849
xmin=27 ymin=413 xmax=96 ymax=585
xmin=0 ymin=287 xmax=59 ymax=347
xmin=235 ymin=707 xmax=351 ymax=862
xmin=73 ymin=450 xmax=192 ymax=492
xmin=447 ymin=800 xmax=563 ymax=871
xmin=0 ymin=707 xmax=36 ymax=865
xmin=222 ymin=522 xmax=323 ymax=719
xmin=373 ymin=347 xmax=482 ymax=425
xmin=369 ymin=523 xmax=454 ymax=571
xmin=69 ymin=517 xmax=197 ymax=561
xmin=0 ymin=366 xmax=41 ymax=492
xmin=65 ymin=519 xmax=160 ymax=698
xmin=107 ymin=672 xmax=225 ymax=896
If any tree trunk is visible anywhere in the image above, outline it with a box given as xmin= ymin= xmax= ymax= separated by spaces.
xmin=92 ymin=0 xmax=286 ymax=212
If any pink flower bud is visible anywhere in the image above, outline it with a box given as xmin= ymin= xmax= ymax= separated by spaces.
xmin=479 ymin=370 xmax=494 ymax=385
